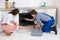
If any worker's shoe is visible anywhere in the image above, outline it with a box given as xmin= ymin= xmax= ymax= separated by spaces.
xmin=52 ymin=26 xmax=57 ymax=35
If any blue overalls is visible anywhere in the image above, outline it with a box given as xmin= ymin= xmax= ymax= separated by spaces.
xmin=41 ymin=13 xmax=55 ymax=32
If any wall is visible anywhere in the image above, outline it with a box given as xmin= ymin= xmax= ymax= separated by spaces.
xmin=9 ymin=0 xmax=56 ymax=7
xmin=0 ymin=0 xmax=60 ymax=26
xmin=0 ymin=0 xmax=5 ymax=8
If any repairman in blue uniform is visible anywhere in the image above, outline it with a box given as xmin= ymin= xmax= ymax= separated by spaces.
xmin=24 ymin=10 xmax=57 ymax=35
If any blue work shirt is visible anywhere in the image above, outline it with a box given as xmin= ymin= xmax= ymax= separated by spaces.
xmin=35 ymin=12 xmax=53 ymax=24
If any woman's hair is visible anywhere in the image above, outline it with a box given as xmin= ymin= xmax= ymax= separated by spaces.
xmin=30 ymin=9 xmax=37 ymax=15
xmin=10 ymin=8 xmax=19 ymax=15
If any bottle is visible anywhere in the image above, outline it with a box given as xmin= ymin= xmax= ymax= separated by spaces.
xmin=41 ymin=1 xmax=46 ymax=7
xmin=5 ymin=0 xmax=9 ymax=9
xmin=13 ymin=2 xmax=15 ymax=8
xmin=10 ymin=2 xmax=13 ymax=8
xmin=44 ymin=2 xmax=46 ymax=7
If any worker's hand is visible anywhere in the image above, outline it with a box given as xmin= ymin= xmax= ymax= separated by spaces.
xmin=36 ymin=24 xmax=42 ymax=30
xmin=24 ymin=18 xmax=28 ymax=20
xmin=24 ymin=18 xmax=34 ymax=21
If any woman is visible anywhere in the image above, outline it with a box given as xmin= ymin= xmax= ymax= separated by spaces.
xmin=2 ymin=8 xmax=19 ymax=36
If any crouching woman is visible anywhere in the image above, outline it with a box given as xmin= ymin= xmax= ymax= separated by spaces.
xmin=2 ymin=8 xmax=19 ymax=36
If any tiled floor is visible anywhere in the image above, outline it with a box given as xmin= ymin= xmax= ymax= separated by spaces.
xmin=0 ymin=26 xmax=60 ymax=40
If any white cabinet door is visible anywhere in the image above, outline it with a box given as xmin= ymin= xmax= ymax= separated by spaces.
xmin=36 ymin=8 xmax=56 ymax=19
xmin=36 ymin=9 xmax=46 ymax=13
xmin=46 ymin=9 xmax=56 ymax=19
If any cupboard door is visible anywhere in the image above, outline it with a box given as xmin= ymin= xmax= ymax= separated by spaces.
xmin=46 ymin=9 xmax=56 ymax=19
xmin=36 ymin=9 xmax=46 ymax=13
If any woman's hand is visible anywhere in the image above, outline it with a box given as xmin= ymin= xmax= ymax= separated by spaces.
xmin=10 ymin=21 xmax=19 ymax=26
xmin=14 ymin=22 xmax=19 ymax=26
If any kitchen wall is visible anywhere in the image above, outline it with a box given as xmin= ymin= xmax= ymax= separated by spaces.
xmin=0 ymin=0 xmax=60 ymax=26
xmin=9 ymin=0 xmax=58 ymax=7
xmin=0 ymin=0 xmax=5 ymax=8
